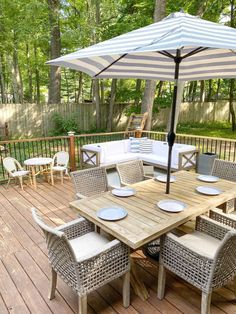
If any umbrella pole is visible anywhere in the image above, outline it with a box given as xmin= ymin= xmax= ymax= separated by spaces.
xmin=166 ymin=49 xmax=181 ymax=194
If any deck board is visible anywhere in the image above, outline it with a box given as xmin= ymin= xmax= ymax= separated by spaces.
xmin=0 ymin=179 xmax=235 ymax=314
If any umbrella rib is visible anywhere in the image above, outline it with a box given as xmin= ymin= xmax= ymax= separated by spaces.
xmin=157 ymin=51 xmax=175 ymax=59
xmin=94 ymin=53 xmax=128 ymax=77
xmin=182 ymin=47 xmax=209 ymax=59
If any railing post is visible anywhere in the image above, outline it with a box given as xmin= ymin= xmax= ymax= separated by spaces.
xmin=68 ymin=131 xmax=76 ymax=171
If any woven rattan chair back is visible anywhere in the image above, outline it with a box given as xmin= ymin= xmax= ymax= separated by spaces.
xmin=71 ymin=167 xmax=109 ymax=198
xmin=211 ymin=159 xmax=236 ymax=182
xmin=53 ymin=151 xmax=69 ymax=167
xmin=211 ymin=231 xmax=236 ymax=290
xmin=116 ymin=160 xmax=145 ymax=185
xmin=32 ymin=208 xmax=78 ymax=291
xmin=3 ymin=157 xmax=22 ymax=175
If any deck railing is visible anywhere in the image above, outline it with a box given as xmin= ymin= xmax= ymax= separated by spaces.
xmin=0 ymin=130 xmax=236 ymax=183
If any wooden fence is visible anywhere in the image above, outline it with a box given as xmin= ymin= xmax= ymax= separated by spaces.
xmin=0 ymin=101 xmax=235 ymax=139
xmin=1 ymin=130 xmax=236 ymax=183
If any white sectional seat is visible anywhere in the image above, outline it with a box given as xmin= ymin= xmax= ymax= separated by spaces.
xmin=81 ymin=139 xmax=198 ymax=171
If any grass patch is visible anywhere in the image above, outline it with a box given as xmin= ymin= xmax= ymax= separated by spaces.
xmin=175 ymin=122 xmax=236 ymax=139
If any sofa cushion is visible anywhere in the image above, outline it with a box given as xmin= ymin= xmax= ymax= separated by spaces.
xmin=139 ymin=153 xmax=178 ymax=169
xmin=105 ymin=153 xmax=139 ymax=165
xmin=105 ymin=140 xmax=126 ymax=155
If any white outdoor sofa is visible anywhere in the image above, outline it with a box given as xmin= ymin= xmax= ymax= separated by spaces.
xmin=80 ymin=139 xmax=199 ymax=171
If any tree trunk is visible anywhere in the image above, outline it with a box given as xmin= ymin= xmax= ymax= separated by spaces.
xmin=134 ymin=79 xmax=141 ymax=107
xmin=200 ymin=81 xmax=205 ymax=102
xmin=207 ymin=79 xmax=212 ymax=102
xmin=141 ymin=0 xmax=166 ymax=130
xmin=48 ymin=0 xmax=61 ymax=104
xmin=157 ymin=81 xmax=163 ymax=98
xmin=12 ymin=32 xmax=23 ymax=103
xmin=26 ymin=43 xmax=33 ymax=103
xmin=0 ymin=54 xmax=6 ymax=103
xmin=63 ymin=69 xmax=70 ymax=103
xmin=34 ymin=44 xmax=40 ymax=104
xmin=100 ymin=79 xmax=104 ymax=105
xmin=76 ymin=72 xmax=83 ymax=103
xmin=93 ymin=79 xmax=101 ymax=129
xmin=107 ymin=79 xmax=117 ymax=132
xmin=216 ymin=79 xmax=221 ymax=100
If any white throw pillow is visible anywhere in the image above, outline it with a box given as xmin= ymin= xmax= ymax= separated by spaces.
xmin=129 ymin=138 xmax=140 ymax=153
xmin=140 ymin=139 xmax=153 ymax=154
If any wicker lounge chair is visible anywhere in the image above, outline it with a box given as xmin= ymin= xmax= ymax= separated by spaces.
xmin=32 ymin=208 xmax=130 ymax=314
xmin=70 ymin=167 xmax=110 ymax=199
xmin=210 ymin=208 xmax=236 ymax=228
xmin=52 ymin=151 xmax=70 ymax=184
xmin=158 ymin=215 xmax=236 ymax=314
xmin=211 ymin=159 xmax=236 ymax=212
xmin=3 ymin=157 xmax=31 ymax=190
xmin=116 ymin=160 xmax=152 ymax=186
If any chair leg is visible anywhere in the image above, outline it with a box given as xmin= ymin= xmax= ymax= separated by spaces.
xmin=201 ymin=292 xmax=211 ymax=314
xmin=78 ymin=295 xmax=87 ymax=314
xmin=60 ymin=171 xmax=63 ymax=184
xmin=157 ymin=264 xmax=166 ymax=300
xmin=19 ymin=176 xmax=23 ymax=190
xmin=6 ymin=177 xmax=11 ymax=189
xmin=48 ymin=267 xmax=57 ymax=300
xmin=123 ymin=271 xmax=130 ymax=308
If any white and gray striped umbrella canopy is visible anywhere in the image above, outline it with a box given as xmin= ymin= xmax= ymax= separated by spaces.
xmin=47 ymin=12 xmax=236 ymax=82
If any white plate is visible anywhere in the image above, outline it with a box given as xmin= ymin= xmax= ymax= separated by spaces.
xmin=155 ymin=175 xmax=176 ymax=183
xmin=197 ymin=175 xmax=219 ymax=183
xmin=157 ymin=199 xmax=187 ymax=213
xmin=196 ymin=186 xmax=223 ymax=195
xmin=97 ymin=207 xmax=128 ymax=221
xmin=112 ymin=187 xmax=136 ymax=197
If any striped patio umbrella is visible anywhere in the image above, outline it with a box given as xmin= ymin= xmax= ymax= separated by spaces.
xmin=47 ymin=12 xmax=236 ymax=194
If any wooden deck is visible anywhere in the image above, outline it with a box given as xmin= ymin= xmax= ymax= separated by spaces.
xmin=0 ymin=179 xmax=236 ymax=314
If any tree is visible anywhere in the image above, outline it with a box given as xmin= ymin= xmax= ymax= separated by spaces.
xmin=141 ymin=0 xmax=166 ymax=130
xmin=48 ymin=0 xmax=61 ymax=104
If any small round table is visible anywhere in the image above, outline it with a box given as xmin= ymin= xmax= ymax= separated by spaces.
xmin=24 ymin=157 xmax=54 ymax=189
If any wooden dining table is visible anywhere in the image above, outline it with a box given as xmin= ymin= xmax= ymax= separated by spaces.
xmin=70 ymin=170 xmax=236 ymax=299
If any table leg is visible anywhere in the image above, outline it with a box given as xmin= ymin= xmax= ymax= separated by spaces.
xmin=50 ymin=165 xmax=54 ymax=186
xmin=130 ymin=258 xmax=149 ymax=300
xmin=31 ymin=166 xmax=37 ymax=189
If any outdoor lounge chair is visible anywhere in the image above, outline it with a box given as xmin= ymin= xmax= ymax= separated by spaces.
xmin=157 ymin=215 xmax=236 ymax=314
xmin=211 ymin=159 xmax=236 ymax=212
xmin=210 ymin=208 xmax=236 ymax=228
xmin=32 ymin=208 xmax=130 ymax=314
xmin=116 ymin=160 xmax=152 ymax=186
xmin=3 ymin=156 xmax=31 ymax=190
xmin=70 ymin=167 xmax=110 ymax=199
xmin=51 ymin=151 xmax=70 ymax=184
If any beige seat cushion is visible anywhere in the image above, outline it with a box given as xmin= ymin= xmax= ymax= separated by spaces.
xmin=177 ymin=231 xmax=221 ymax=259
xmin=12 ymin=170 xmax=29 ymax=177
xmin=69 ymin=231 xmax=109 ymax=261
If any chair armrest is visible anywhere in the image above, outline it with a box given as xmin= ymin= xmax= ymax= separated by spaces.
xmin=55 ymin=217 xmax=94 ymax=240
xmin=210 ymin=209 xmax=236 ymax=229
xmin=195 ymin=215 xmax=233 ymax=240
xmin=144 ymin=175 xmax=153 ymax=180
xmin=76 ymin=192 xmax=87 ymax=199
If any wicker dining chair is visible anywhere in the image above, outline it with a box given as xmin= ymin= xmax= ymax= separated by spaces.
xmin=70 ymin=167 xmax=110 ymax=199
xmin=210 ymin=208 xmax=236 ymax=229
xmin=158 ymin=215 xmax=236 ymax=314
xmin=3 ymin=157 xmax=31 ymax=190
xmin=32 ymin=208 xmax=130 ymax=314
xmin=211 ymin=159 xmax=236 ymax=212
xmin=116 ymin=160 xmax=152 ymax=186
xmin=52 ymin=151 xmax=70 ymax=184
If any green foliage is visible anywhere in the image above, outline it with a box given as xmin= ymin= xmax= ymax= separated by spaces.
xmin=176 ymin=121 xmax=236 ymax=139
xmin=50 ymin=112 xmax=79 ymax=136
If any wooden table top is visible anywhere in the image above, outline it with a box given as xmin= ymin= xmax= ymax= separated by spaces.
xmin=70 ymin=171 xmax=236 ymax=249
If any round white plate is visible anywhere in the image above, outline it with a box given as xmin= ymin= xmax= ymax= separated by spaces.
xmin=97 ymin=207 xmax=128 ymax=221
xmin=112 ymin=187 xmax=136 ymax=197
xmin=157 ymin=199 xmax=186 ymax=213
xmin=196 ymin=186 xmax=222 ymax=195
xmin=155 ymin=175 xmax=176 ymax=183
xmin=197 ymin=175 xmax=219 ymax=183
